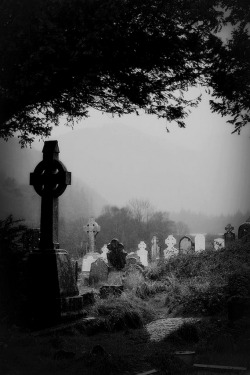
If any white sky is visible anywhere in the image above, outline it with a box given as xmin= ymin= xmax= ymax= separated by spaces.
xmin=33 ymin=91 xmax=250 ymax=216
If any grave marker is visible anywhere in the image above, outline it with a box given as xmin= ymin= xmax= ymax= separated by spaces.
xmin=224 ymin=224 xmax=235 ymax=246
xmin=28 ymin=140 xmax=83 ymax=327
xmin=214 ymin=237 xmax=225 ymax=250
xmin=89 ymin=258 xmax=109 ymax=285
xmin=151 ymin=236 xmax=160 ymax=261
xmin=164 ymin=235 xmax=178 ymax=259
xmin=195 ymin=234 xmax=205 ymax=252
xmin=107 ymin=238 xmax=127 ymax=270
xmin=137 ymin=241 xmax=148 ymax=267
xmin=238 ymin=217 xmax=250 ymax=241
xmin=83 ymin=218 xmax=100 ymax=253
xmin=179 ymin=236 xmax=194 ymax=254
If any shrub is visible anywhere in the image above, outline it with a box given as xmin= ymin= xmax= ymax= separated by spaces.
xmin=90 ymin=293 xmax=155 ymax=331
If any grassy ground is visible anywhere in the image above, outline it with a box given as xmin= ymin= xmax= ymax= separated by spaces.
xmin=1 ymin=240 xmax=250 ymax=374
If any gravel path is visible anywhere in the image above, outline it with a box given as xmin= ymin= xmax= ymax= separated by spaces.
xmin=145 ymin=317 xmax=202 ymax=342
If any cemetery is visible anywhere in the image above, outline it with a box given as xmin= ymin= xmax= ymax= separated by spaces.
xmin=0 ymin=141 xmax=250 ymax=375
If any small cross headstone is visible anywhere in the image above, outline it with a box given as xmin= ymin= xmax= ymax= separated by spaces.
xmin=164 ymin=235 xmax=178 ymax=259
xmin=195 ymin=234 xmax=206 ymax=252
xmin=214 ymin=238 xmax=225 ymax=250
xmin=83 ymin=218 xmax=100 ymax=253
xmin=151 ymin=236 xmax=160 ymax=261
xmin=224 ymin=224 xmax=235 ymax=246
xmin=137 ymin=241 xmax=148 ymax=267
xmin=179 ymin=236 xmax=193 ymax=254
xmin=107 ymin=238 xmax=127 ymax=270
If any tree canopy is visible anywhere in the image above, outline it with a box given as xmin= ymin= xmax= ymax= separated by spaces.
xmin=0 ymin=0 xmax=249 ymax=144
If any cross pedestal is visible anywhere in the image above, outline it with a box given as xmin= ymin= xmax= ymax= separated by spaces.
xmin=27 ymin=141 xmax=83 ymax=328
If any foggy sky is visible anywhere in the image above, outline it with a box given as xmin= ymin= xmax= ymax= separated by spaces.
xmin=32 ymin=92 xmax=250 ymax=216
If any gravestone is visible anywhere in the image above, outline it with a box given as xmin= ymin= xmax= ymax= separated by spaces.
xmin=89 ymin=258 xmax=109 ymax=286
xmin=238 ymin=217 xmax=250 ymax=241
xmin=100 ymin=244 xmax=109 ymax=263
xmin=83 ymin=218 xmax=100 ymax=253
xmin=179 ymin=236 xmax=194 ymax=254
xmin=151 ymin=236 xmax=160 ymax=261
xmin=214 ymin=238 xmax=225 ymax=250
xmin=163 ymin=235 xmax=178 ymax=259
xmin=195 ymin=234 xmax=206 ymax=252
xmin=224 ymin=224 xmax=236 ymax=246
xmin=137 ymin=241 xmax=148 ymax=267
xmin=82 ymin=252 xmax=101 ymax=272
xmin=28 ymin=140 xmax=83 ymax=327
xmin=107 ymin=238 xmax=127 ymax=270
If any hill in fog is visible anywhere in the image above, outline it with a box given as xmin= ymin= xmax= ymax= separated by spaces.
xmin=0 ymin=138 xmax=106 ymax=225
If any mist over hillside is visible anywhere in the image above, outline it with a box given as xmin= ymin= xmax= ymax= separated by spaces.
xmin=0 ymin=138 xmax=107 ymax=225
xmin=170 ymin=209 xmax=250 ymax=235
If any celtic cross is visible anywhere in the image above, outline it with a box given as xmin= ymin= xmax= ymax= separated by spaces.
xmin=30 ymin=141 xmax=71 ymax=250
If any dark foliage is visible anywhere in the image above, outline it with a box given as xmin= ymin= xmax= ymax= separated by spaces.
xmin=0 ymin=0 xmax=249 ymax=144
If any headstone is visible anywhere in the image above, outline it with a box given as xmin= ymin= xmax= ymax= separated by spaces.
xmin=89 ymin=258 xmax=109 ymax=286
xmin=82 ymin=252 xmax=101 ymax=272
xmin=28 ymin=140 xmax=83 ymax=327
xmin=100 ymin=244 xmax=109 ymax=263
xmin=179 ymin=236 xmax=194 ymax=254
xmin=137 ymin=241 xmax=148 ymax=267
xmin=83 ymin=218 xmax=100 ymax=253
xmin=224 ymin=224 xmax=236 ymax=246
xmin=214 ymin=238 xmax=225 ymax=250
xmin=151 ymin=236 xmax=160 ymax=261
xmin=195 ymin=234 xmax=206 ymax=252
xmin=163 ymin=235 xmax=178 ymax=259
xmin=107 ymin=238 xmax=127 ymax=270
xmin=238 ymin=217 xmax=250 ymax=241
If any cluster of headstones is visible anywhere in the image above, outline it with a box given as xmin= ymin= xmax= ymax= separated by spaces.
xmin=25 ymin=140 xmax=250 ymax=326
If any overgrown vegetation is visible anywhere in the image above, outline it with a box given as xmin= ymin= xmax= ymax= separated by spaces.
xmin=121 ymin=240 xmax=250 ymax=318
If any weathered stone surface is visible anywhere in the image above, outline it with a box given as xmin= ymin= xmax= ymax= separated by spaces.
xmin=224 ymin=224 xmax=235 ymax=246
xmin=83 ymin=218 xmax=100 ymax=253
xmin=151 ymin=236 xmax=160 ymax=261
xmin=238 ymin=217 xmax=250 ymax=241
xmin=179 ymin=236 xmax=194 ymax=254
xmin=107 ymin=238 xmax=127 ymax=270
xmin=107 ymin=270 xmax=123 ymax=285
xmin=213 ymin=238 xmax=225 ymax=250
xmin=195 ymin=234 xmax=205 ymax=252
xmin=164 ymin=235 xmax=178 ymax=259
xmin=89 ymin=258 xmax=109 ymax=285
xmin=81 ymin=252 xmax=101 ymax=272
xmin=28 ymin=140 xmax=82 ymax=327
xmin=137 ymin=241 xmax=148 ymax=267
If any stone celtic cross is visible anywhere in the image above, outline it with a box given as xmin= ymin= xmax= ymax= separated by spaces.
xmin=83 ymin=218 xmax=100 ymax=253
xmin=30 ymin=141 xmax=71 ymax=250
xmin=165 ymin=235 xmax=177 ymax=250
xmin=138 ymin=241 xmax=147 ymax=251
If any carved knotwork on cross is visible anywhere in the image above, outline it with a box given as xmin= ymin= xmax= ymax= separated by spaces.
xmin=30 ymin=141 xmax=71 ymax=250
